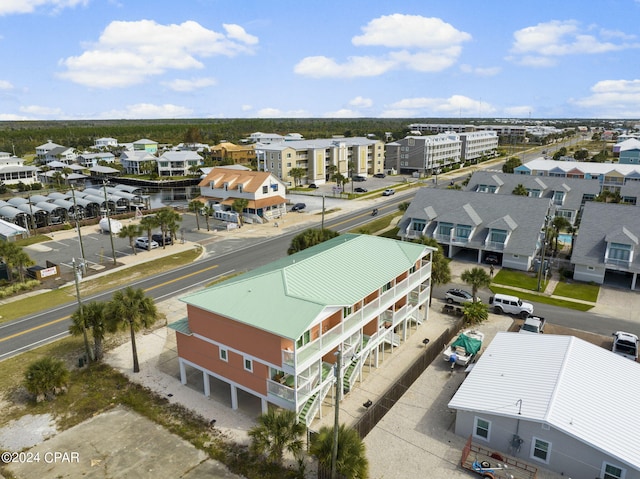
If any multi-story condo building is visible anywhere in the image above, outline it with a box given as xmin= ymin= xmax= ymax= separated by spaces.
xmin=170 ymin=234 xmax=433 ymax=425
xmin=256 ymin=137 xmax=385 ymax=186
xmin=210 ymin=142 xmax=256 ymax=165
xmin=0 ymin=153 xmax=38 ymax=186
xmin=459 ymin=131 xmax=499 ymax=163
xmin=385 ymin=134 xmax=462 ymax=176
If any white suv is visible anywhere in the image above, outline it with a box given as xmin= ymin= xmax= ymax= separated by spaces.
xmin=489 ymin=293 xmax=533 ymax=318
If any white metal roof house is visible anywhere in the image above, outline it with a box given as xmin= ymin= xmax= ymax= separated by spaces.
xmin=449 ymin=332 xmax=640 ymax=479
xmin=170 ymin=234 xmax=433 ymax=425
xmin=157 ymin=150 xmax=203 ymax=177
xmin=571 ymin=201 xmax=640 ymax=289
xmin=397 ymin=188 xmax=551 ymax=271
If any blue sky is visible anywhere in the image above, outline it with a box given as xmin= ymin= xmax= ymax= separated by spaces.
xmin=1 ymin=0 xmax=640 ymax=120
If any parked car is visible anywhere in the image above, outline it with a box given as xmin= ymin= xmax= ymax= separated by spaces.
xmin=308 ymin=183 xmax=318 ymax=189
xmin=612 ymin=331 xmax=639 ymax=361
xmin=382 ymin=189 xmax=395 ymax=196
xmin=354 ymin=187 xmax=368 ymax=193
xmin=445 ymin=288 xmax=475 ymax=304
xmin=489 ymin=293 xmax=533 ymax=318
xmin=519 ymin=316 xmax=546 ymax=334
xmin=352 ymin=175 xmax=367 ymax=182
xmin=291 ymin=203 xmax=306 ymax=211
xmin=484 ymin=253 xmax=500 ymax=265
xmin=135 ymin=237 xmax=159 ymax=250
xmin=373 ymin=173 xmax=386 ymax=178
xmin=152 ymin=233 xmax=173 ymax=246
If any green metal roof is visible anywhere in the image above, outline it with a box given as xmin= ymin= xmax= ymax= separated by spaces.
xmin=180 ymin=234 xmax=430 ymax=340
xmin=167 ymin=317 xmax=192 ymax=335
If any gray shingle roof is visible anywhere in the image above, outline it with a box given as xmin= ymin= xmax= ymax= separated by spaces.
xmin=572 ymin=201 xmax=640 ymax=270
xmin=400 ymin=187 xmax=551 ymax=256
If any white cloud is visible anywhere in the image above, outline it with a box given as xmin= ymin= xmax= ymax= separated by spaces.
xmin=20 ymin=105 xmax=63 ymax=117
xmin=58 ymin=20 xmax=258 ymax=88
xmin=163 ymin=77 xmax=217 ymax=92
xmin=348 ymin=96 xmax=373 ymax=108
xmin=510 ymin=20 xmax=640 ymax=66
xmin=223 ymin=24 xmax=258 ymax=45
xmin=502 ymin=105 xmax=533 ymax=117
xmin=0 ymin=113 xmax=32 ymax=120
xmin=571 ymin=79 xmax=640 ymax=118
xmin=352 ymin=14 xmax=471 ymax=49
xmin=0 ymin=80 xmax=14 ymax=90
xmin=295 ymin=14 xmax=470 ymax=78
xmin=0 ymin=0 xmax=88 ymax=16
xmin=459 ymin=64 xmax=501 ymax=77
xmin=241 ymin=104 xmax=253 ymax=111
xmin=387 ymin=95 xmax=496 ymax=116
xmin=323 ymin=109 xmax=363 ymax=118
xmin=294 ymin=55 xmax=395 ymax=78
xmin=99 ymin=103 xmax=193 ymax=119
xmin=256 ymin=108 xmax=309 ymax=118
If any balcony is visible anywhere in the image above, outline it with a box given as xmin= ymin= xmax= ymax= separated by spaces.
xmin=485 ymin=241 xmax=505 ymax=251
xmin=282 ymin=261 xmax=432 ymax=369
xmin=605 ymin=257 xmax=631 ymax=269
xmin=451 ymin=236 xmax=470 ymax=245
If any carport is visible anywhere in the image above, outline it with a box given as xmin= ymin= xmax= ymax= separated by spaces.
xmin=0 ymin=204 xmax=32 ymax=229
xmin=35 ymin=202 xmax=68 ymax=224
xmin=13 ymin=203 xmax=48 ymax=228
xmin=85 ymin=188 xmax=130 ymax=212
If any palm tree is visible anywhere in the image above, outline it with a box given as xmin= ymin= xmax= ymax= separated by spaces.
xmin=138 ymin=215 xmax=158 ymax=248
xmin=551 ymin=216 xmax=571 ymax=252
xmin=460 ymin=267 xmax=492 ymax=303
xmin=289 ymin=167 xmax=306 ymax=187
xmin=309 ymin=424 xmax=369 ymax=479
xmin=11 ymin=247 xmax=34 ymax=283
xmin=51 ymin=171 xmax=64 ymax=188
xmin=202 ymin=205 xmax=214 ymax=231
xmin=61 ymin=166 xmax=73 ymax=185
xmin=231 ymin=198 xmax=248 ymax=226
xmin=155 ymin=207 xmax=181 ymax=248
xmin=288 ymin=228 xmax=339 ymax=255
xmin=512 ymin=183 xmax=528 ymax=196
xmin=70 ymin=301 xmax=108 ymax=360
xmin=415 ymin=236 xmax=451 ymax=305
xmin=107 ymin=287 xmax=159 ymax=373
xmin=462 ymin=301 xmax=489 ymax=325
xmin=24 ymin=357 xmax=69 ymax=401
xmin=188 ymin=200 xmax=204 ymax=231
xmin=248 ymin=409 xmax=305 ymax=466
xmin=118 ymin=224 xmax=140 ymax=255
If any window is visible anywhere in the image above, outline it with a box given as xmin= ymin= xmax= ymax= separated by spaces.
xmin=382 ymin=281 xmax=393 ymax=292
xmin=489 ymin=229 xmax=507 ymax=244
xmin=262 ymin=186 xmax=268 ymax=194
xmin=455 ymin=225 xmax=472 ymax=240
xmin=474 ymin=417 xmax=490 ymax=440
xmin=343 ymin=306 xmax=352 ymax=317
xmin=219 ymin=347 xmax=228 ymax=362
xmin=244 ymin=358 xmax=253 ymax=372
xmin=602 ymin=462 xmax=625 ymax=479
xmin=608 ymin=242 xmax=631 ymax=262
xmin=296 ymin=330 xmax=311 ymax=348
xmin=410 ymin=220 xmax=426 ymax=232
xmin=531 ymin=437 xmax=551 ymax=463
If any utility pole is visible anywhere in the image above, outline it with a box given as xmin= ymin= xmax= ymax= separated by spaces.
xmin=102 ymin=181 xmax=117 ymax=265
xmin=537 ymin=211 xmax=550 ymax=292
xmin=72 ymin=258 xmax=92 ymax=364
xmin=321 ymin=194 xmax=325 ymax=230
xmin=331 ymin=347 xmax=342 ymax=479
xmin=70 ymin=185 xmax=87 ymax=274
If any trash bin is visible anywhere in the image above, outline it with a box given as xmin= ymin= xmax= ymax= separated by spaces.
xmin=78 ymin=357 xmax=84 ymax=368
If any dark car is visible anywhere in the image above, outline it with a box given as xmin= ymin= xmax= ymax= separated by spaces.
xmin=373 ymin=173 xmax=386 ymax=178
xmin=354 ymin=187 xmax=368 ymax=193
xmin=445 ymin=288 xmax=475 ymax=304
xmin=352 ymin=175 xmax=367 ymax=182
xmin=291 ymin=203 xmax=306 ymax=211
xmin=484 ymin=254 xmax=500 ymax=265
xmin=152 ymin=233 xmax=173 ymax=246
xmin=308 ymin=183 xmax=318 ymax=189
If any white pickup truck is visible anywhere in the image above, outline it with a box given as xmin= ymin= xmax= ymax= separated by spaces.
xmin=519 ymin=316 xmax=546 ymax=334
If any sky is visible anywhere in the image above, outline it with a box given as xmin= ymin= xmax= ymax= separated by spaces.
xmin=1 ymin=0 xmax=640 ymax=121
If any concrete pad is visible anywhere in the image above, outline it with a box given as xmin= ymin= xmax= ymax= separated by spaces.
xmin=4 ymin=406 xmax=242 ymax=479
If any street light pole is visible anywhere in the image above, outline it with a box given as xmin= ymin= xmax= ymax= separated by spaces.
xmin=70 ymin=185 xmax=87 ymax=274
xmin=321 ymin=194 xmax=325 ymax=230
xmin=537 ymin=212 xmax=551 ymax=292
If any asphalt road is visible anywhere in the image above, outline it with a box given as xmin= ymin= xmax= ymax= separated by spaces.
xmin=0 ymin=193 xmax=412 ymax=360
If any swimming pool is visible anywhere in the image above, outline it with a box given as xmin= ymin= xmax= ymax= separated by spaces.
xmin=558 ymin=233 xmax=572 ymax=245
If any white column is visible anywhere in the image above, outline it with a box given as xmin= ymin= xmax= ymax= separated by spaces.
xmin=230 ymin=385 xmax=238 ymax=410
xmin=179 ymin=359 xmax=187 ymax=385
xmin=261 ymin=398 xmax=268 ymax=414
xmin=632 ymin=273 xmax=638 ymax=290
xmin=203 ymin=371 xmax=210 ymax=397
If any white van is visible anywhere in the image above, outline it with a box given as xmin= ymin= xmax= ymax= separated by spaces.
xmin=489 ymin=293 xmax=534 ymax=318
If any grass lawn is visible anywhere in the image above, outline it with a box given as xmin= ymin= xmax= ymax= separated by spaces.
xmin=493 ymin=268 xmax=546 ymax=291
xmin=0 ymin=248 xmax=202 ymax=324
xmin=553 ymin=279 xmax=599 ymax=302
